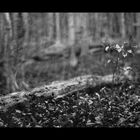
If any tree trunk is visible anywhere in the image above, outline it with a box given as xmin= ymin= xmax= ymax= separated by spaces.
xmin=22 ymin=13 xmax=29 ymax=45
xmin=136 ymin=13 xmax=140 ymax=43
xmin=6 ymin=13 xmax=28 ymax=92
xmin=48 ymin=13 xmax=54 ymax=41
xmin=108 ymin=13 xmax=114 ymax=37
xmin=68 ymin=13 xmax=78 ymax=67
xmin=0 ymin=14 xmax=5 ymax=59
xmin=3 ymin=13 xmax=19 ymax=93
xmin=55 ymin=13 xmax=61 ymax=44
xmin=121 ymin=13 xmax=126 ymax=39
xmin=68 ymin=13 xmax=75 ymax=45
xmin=94 ymin=13 xmax=101 ymax=39
xmin=80 ymin=13 xmax=90 ymax=56
xmin=0 ymin=73 xmax=132 ymax=112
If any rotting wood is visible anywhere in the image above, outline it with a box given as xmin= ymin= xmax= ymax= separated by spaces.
xmin=0 ymin=74 xmax=130 ymax=111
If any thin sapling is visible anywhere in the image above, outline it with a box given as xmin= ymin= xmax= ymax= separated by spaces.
xmin=104 ymin=41 xmax=137 ymax=84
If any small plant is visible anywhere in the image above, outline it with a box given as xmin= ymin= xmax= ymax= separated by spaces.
xmin=104 ymin=40 xmax=137 ymax=84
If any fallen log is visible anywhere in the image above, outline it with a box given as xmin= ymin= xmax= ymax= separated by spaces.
xmin=0 ymin=74 xmax=129 ymax=111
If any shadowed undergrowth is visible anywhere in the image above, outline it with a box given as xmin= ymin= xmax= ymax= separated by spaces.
xmin=1 ymin=80 xmax=140 ymax=127
xmin=1 ymin=48 xmax=140 ymax=127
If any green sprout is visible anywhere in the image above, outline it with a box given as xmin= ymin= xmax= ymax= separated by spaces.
xmin=104 ymin=41 xmax=137 ymax=84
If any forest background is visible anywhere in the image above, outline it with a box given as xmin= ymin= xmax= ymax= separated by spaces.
xmin=0 ymin=13 xmax=140 ymax=95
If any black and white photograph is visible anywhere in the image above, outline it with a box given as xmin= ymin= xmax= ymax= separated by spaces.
xmin=0 ymin=13 xmax=140 ymax=128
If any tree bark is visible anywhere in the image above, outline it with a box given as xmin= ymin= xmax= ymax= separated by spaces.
xmin=55 ymin=13 xmax=61 ymax=43
xmin=136 ymin=13 xmax=140 ymax=43
xmin=121 ymin=13 xmax=126 ymax=39
xmin=67 ymin=13 xmax=78 ymax=67
xmin=0 ymin=74 xmax=130 ymax=111
xmin=3 ymin=13 xmax=19 ymax=93
xmin=80 ymin=13 xmax=90 ymax=56
xmin=0 ymin=14 xmax=5 ymax=59
xmin=68 ymin=13 xmax=75 ymax=45
xmin=22 ymin=13 xmax=29 ymax=45
xmin=48 ymin=13 xmax=54 ymax=41
xmin=94 ymin=13 xmax=100 ymax=39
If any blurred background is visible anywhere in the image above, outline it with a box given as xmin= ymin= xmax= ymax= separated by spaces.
xmin=0 ymin=13 xmax=140 ymax=95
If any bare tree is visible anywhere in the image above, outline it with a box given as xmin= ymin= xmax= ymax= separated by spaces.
xmin=80 ymin=13 xmax=90 ymax=56
xmin=22 ymin=13 xmax=30 ymax=45
xmin=136 ymin=13 xmax=140 ymax=43
xmin=121 ymin=13 xmax=126 ymax=39
xmin=3 ymin=13 xmax=29 ymax=92
xmin=55 ymin=13 xmax=61 ymax=44
xmin=3 ymin=13 xmax=19 ymax=92
xmin=48 ymin=13 xmax=54 ymax=41
xmin=94 ymin=13 xmax=100 ymax=39
xmin=68 ymin=13 xmax=78 ymax=68
xmin=68 ymin=13 xmax=75 ymax=45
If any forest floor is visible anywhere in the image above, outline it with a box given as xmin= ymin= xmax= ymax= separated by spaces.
xmin=1 ymin=49 xmax=140 ymax=127
xmin=25 ymin=50 xmax=113 ymax=88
